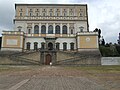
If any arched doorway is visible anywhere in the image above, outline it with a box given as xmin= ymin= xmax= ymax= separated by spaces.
xmin=48 ymin=42 xmax=53 ymax=50
xmin=45 ymin=54 xmax=52 ymax=65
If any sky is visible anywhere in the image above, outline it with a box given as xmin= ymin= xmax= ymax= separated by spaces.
xmin=0 ymin=0 xmax=120 ymax=43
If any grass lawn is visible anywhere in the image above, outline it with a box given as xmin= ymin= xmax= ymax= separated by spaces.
xmin=65 ymin=65 xmax=120 ymax=73
xmin=0 ymin=65 xmax=32 ymax=73
xmin=0 ymin=65 xmax=120 ymax=73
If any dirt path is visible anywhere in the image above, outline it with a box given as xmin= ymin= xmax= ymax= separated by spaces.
xmin=0 ymin=66 xmax=120 ymax=90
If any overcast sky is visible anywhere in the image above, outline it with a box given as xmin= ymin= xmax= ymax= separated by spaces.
xmin=0 ymin=0 xmax=120 ymax=43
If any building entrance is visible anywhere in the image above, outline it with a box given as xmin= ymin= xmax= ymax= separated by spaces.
xmin=45 ymin=54 xmax=52 ymax=65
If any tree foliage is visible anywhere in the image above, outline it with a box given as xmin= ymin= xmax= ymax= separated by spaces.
xmin=93 ymin=28 xmax=101 ymax=39
xmin=117 ymin=33 xmax=120 ymax=44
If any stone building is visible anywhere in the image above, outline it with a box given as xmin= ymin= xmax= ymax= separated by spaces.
xmin=1 ymin=4 xmax=99 ymax=65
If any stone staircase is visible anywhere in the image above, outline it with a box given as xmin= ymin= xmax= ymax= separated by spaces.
xmin=0 ymin=49 xmax=101 ymax=65
xmin=56 ymin=50 xmax=101 ymax=66
xmin=0 ymin=51 xmax=40 ymax=65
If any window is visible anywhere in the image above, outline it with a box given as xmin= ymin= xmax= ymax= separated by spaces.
xmin=63 ymin=42 xmax=67 ymax=51
xmin=43 ymin=13 xmax=45 ymax=16
xmin=55 ymin=25 xmax=60 ymax=34
xmin=34 ymin=25 xmax=39 ymax=34
xmin=41 ymin=25 xmax=46 ymax=34
xmin=56 ymin=43 xmax=60 ymax=50
xmin=34 ymin=42 xmax=38 ymax=50
xmin=20 ymin=13 xmax=22 ymax=16
xmin=30 ymin=13 xmax=32 ymax=16
xmin=79 ymin=26 xmax=84 ymax=32
xmin=48 ymin=25 xmax=53 ymax=34
xmin=80 ymin=13 xmax=83 ymax=17
xmin=28 ymin=29 xmax=31 ymax=34
xmin=50 ymin=12 xmax=52 ymax=16
xmin=62 ymin=25 xmax=67 ymax=34
xmin=64 ymin=13 xmax=66 ymax=16
xmin=17 ymin=26 xmax=22 ymax=32
xmin=70 ymin=9 xmax=73 ymax=16
xmin=70 ymin=12 xmax=73 ymax=16
xmin=70 ymin=43 xmax=74 ymax=50
xmin=56 ymin=9 xmax=59 ymax=16
xmin=48 ymin=42 xmax=53 ymax=50
xmin=57 ymin=13 xmax=59 ymax=16
xmin=26 ymin=42 xmax=31 ymax=50
xmin=18 ymin=29 xmax=21 ymax=32
xmin=71 ymin=29 xmax=73 ymax=34
xmin=36 ymin=13 xmax=39 ymax=16
xmin=41 ymin=42 xmax=45 ymax=49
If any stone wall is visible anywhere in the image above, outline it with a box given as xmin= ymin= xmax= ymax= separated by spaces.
xmin=101 ymin=57 xmax=120 ymax=65
xmin=56 ymin=50 xmax=101 ymax=65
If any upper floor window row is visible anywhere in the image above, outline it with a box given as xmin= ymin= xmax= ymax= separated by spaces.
xmin=18 ymin=8 xmax=84 ymax=17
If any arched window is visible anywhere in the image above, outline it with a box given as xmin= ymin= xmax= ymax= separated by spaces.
xmin=55 ymin=25 xmax=60 ymax=34
xmin=34 ymin=25 xmax=39 ymax=34
xmin=41 ymin=42 xmax=45 ymax=49
xmin=48 ymin=42 xmax=53 ymax=50
xmin=34 ymin=42 xmax=38 ymax=50
xmin=56 ymin=42 xmax=60 ymax=50
xmin=62 ymin=25 xmax=67 ymax=34
xmin=70 ymin=43 xmax=74 ymax=50
xmin=48 ymin=25 xmax=53 ymax=34
xmin=41 ymin=25 xmax=46 ymax=34
xmin=63 ymin=42 xmax=67 ymax=51
xmin=26 ymin=42 xmax=31 ymax=50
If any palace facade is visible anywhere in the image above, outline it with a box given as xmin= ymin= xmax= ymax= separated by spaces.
xmin=1 ymin=4 xmax=98 ymax=52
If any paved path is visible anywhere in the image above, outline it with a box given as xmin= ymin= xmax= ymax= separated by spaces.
xmin=0 ymin=66 xmax=119 ymax=90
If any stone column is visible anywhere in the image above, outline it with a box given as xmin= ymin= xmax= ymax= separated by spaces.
xmin=46 ymin=23 xmax=48 ymax=34
xmin=67 ymin=23 xmax=69 ymax=34
xmin=32 ymin=23 xmax=34 ymax=34
xmin=60 ymin=23 xmax=62 ymax=34
xmin=39 ymin=23 xmax=41 ymax=33
xmin=53 ymin=23 xmax=55 ymax=34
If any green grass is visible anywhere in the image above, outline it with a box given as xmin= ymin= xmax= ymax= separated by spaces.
xmin=65 ymin=65 xmax=120 ymax=73
xmin=0 ymin=65 xmax=31 ymax=72
xmin=0 ymin=65 xmax=120 ymax=73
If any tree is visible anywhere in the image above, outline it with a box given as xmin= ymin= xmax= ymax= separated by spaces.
xmin=93 ymin=28 xmax=102 ymax=44
xmin=98 ymin=29 xmax=101 ymax=39
xmin=117 ymin=33 xmax=120 ymax=45
xmin=101 ymin=38 xmax=105 ymax=46
xmin=0 ymin=37 xmax=2 ymax=49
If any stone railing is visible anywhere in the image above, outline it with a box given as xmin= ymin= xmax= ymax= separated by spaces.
xmin=15 ymin=16 xmax=87 ymax=21
xmin=2 ymin=31 xmax=24 ymax=35
xmin=77 ymin=31 xmax=98 ymax=35
xmin=25 ymin=33 xmax=76 ymax=38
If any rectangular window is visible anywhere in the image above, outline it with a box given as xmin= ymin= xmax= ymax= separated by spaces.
xmin=43 ymin=13 xmax=45 ymax=16
xmin=57 ymin=13 xmax=59 ymax=16
xmin=18 ymin=29 xmax=21 ymax=32
xmin=36 ymin=13 xmax=39 ymax=16
xmin=28 ymin=29 xmax=31 ymax=34
xmin=20 ymin=13 xmax=22 ymax=16
xmin=30 ymin=13 xmax=32 ymax=16
xmin=50 ymin=13 xmax=52 ymax=16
